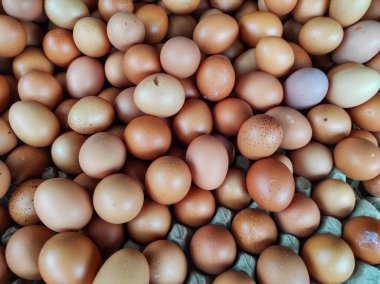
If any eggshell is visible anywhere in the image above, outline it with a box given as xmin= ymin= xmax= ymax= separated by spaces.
xmin=0 ymin=15 xmax=26 ymax=58
xmin=329 ymin=0 xmax=372 ymax=27
xmin=98 ymin=0 xmax=134 ymax=21
xmin=45 ymin=0 xmax=89 ymax=29
xmin=363 ymin=173 xmax=380 ymax=197
xmin=246 ymin=158 xmax=295 ymax=212
xmin=5 ymin=225 xmax=55 ymax=280
xmin=135 ymin=4 xmax=168 ymax=44
xmin=302 ymin=234 xmax=355 ymax=284
xmin=292 ymin=0 xmax=329 ymax=23
xmin=93 ymin=248 xmax=149 ymax=284
xmin=0 ymin=118 xmax=17 ymax=155
xmin=186 ymin=135 xmax=229 ymax=190
xmin=363 ymin=0 xmax=380 ymax=20
xmin=213 ymin=270 xmax=256 ymax=284
xmin=283 ymin=18 xmax=302 ymax=43
xmin=143 ymin=240 xmax=188 ymax=284
xmin=257 ymin=245 xmax=309 ymax=284
xmin=343 ymin=216 xmax=380 ymax=264
xmin=348 ymin=93 xmax=380 ymax=132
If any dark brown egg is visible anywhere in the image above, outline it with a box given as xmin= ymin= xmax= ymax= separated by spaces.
xmin=55 ymin=99 xmax=77 ymax=131
xmin=167 ymin=15 xmax=197 ymax=38
xmin=98 ymin=0 xmax=134 ymax=21
xmin=0 ymin=15 xmax=26 ymax=58
xmin=0 ymin=118 xmax=17 ymax=156
xmin=0 ymin=246 xmax=11 ymax=284
xmin=0 ymin=75 xmax=10 ymax=114
xmin=135 ymin=4 xmax=168 ymax=44
xmin=22 ymin=22 xmax=43 ymax=47
xmin=105 ymin=51 xmax=132 ymax=88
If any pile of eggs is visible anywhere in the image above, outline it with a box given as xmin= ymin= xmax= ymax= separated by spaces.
xmin=0 ymin=0 xmax=380 ymax=283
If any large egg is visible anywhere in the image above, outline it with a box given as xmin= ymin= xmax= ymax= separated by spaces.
xmin=2 ymin=0 xmax=43 ymax=21
xmin=292 ymin=0 xmax=329 ymax=23
xmin=135 ymin=4 xmax=168 ymax=44
xmin=0 ymin=15 xmax=26 ymax=58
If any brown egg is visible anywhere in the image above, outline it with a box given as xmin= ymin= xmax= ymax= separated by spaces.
xmin=34 ymin=178 xmax=92 ymax=232
xmin=43 ymin=28 xmax=81 ymax=68
xmin=233 ymin=48 xmax=257 ymax=78
xmin=256 ymin=36 xmax=294 ymax=77
xmin=0 ymin=75 xmax=10 ymax=113
xmin=213 ymin=98 xmax=253 ymax=136
xmin=39 ymin=232 xmax=101 ymax=284
xmin=74 ymin=173 xmax=99 ymax=194
xmin=146 ymin=156 xmax=191 ymax=205
xmin=363 ymin=172 xmax=380 ymax=197
xmin=270 ymin=153 xmax=293 ymax=173
xmin=186 ymin=135 xmax=229 ymax=190
xmin=196 ymin=54 xmax=235 ymax=101
xmin=93 ymin=248 xmax=149 ymax=284
xmin=55 ymin=99 xmax=77 ymax=131
xmin=2 ymin=0 xmax=43 ymax=21
xmin=124 ymin=116 xmax=171 ymax=160
xmin=307 ymin=104 xmax=352 ymax=144
xmin=266 ymin=106 xmax=312 ymax=150
xmin=18 ymin=71 xmax=63 ymax=109
xmin=239 ymin=11 xmax=283 ymax=47
xmin=210 ymin=0 xmax=243 ymax=12
xmin=173 ymin=186 xmax=215 ymax=227
xmin=5 ymin=145 xmax=50 ymax=185
xmin=0 ymin=15 xmax=26 ymax=58
xmin=223 ymin=39 xmax=245 ymax=60
xmin=66 ymin=56 xmax=105 ymax=99
xmin=214 ymin=134 xmax=236 ymax=165
xmin=257 ymin=245 xmax=310 ymax=284
xmin=134 ymin=73 xmax=185 ymax=117
xmin=8 ymin=179 xmax=42 ymax=226
xmin=98 ymin=87 xmax=120 ymax=105
xmin=236 ymin=71 xmax=283 ymax=111
xmin=104 ymin=54 xmax=130 ymax=90
xmin=160 ymin=37 xmax=201 ymax=79
xmin=127 ymin=199 xmax=171 ymax=244
xmin=299 ymin=17 xmax=343 ymax=55
xmin=237 ymin=114 xmax=283 ymax=160
xmin=107 ymin=12 xmax=145 ymax=51
xmin=83 ymin=215 xmax=125 ymax=256
xmin=292 ymin=0 xmax=329 ymax=23
xmin=73 ymin=17 xmax=110 ymax=57
xmin=79 ymin=132 xmax=126 ymax=179
xmin=312 ymin=179 xmax=356 ymax=219
xmin=162 ymin=0 xmax=199 ymax=14
xmin=9 ymin=101 xmax=60 ymax=147
xmin=12 ymin=47 xmax=54 ymax=79
xmin=289 ymin=43 xmax=313 ymax=72
xmin=0 ymin=204 xmax=11 ymax=236
xmin=289 ymin=142 xmax=333 ymax=181
xmin=167 ymin=15 xmax=196 ymax=38
xmin=5 ymin=225 xmax=55 ymax=280
xmin=334 ymin=137 xmax=380 ymax=181
xmin=0 ymin=246 xmax=11 ymax=284
xmin=264 ymin=0 xmax=297 ymax=15
xmin=190 ymin=224 xmax=237 ymax=275
xmin=135 ymin=4 xmax=168 ymax=44
xmin=45 ymin=0 xmax=89 ymax=29
xmin=0 ymin=118 xmax=17 ymax=155
xmin=98 ymin=0 xmax=133 ymax=21
xmin=114 ymin=88 xmax=142 ymax=123
xmin=367 ymin=52 xmax=380 ymax=72
xmin=348 ymin=93 xmax=380 ymax=132
xmin=214 ymin=270 xmax=255 ymax=284
xmin=22 ymin=22 xmax=43 ymax=47
xmin=0 ymin=160 xmax=10 ymax=199
xmin=302 ymin=234 xmax=355 ymax=284
xmin=349 ymin=129 xmax=378 ymax=145
xmin=173 ymin=99 xmax=212 ymax=144
xmin=246 ymin=158 xmax=295 ymax=212
xmin=199 ymin=8 xmax=223 ymax=20
xmin=93 ymin=173 xmax=144 ymax=224
xmin=193 ymin=13 xmax=238 ymax=54
xmin=343 ymin=216 xmax=380 ymax=264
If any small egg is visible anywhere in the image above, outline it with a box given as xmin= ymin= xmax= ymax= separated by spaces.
xmin=213 ymin=270 xmax=256 ymax=284
xmin=233 ymin=48 xmax=257 ymax=78
xmin=115 ymin=87 xmax=144 ymax=124
xmin=44 ymin=0 xmax=89 ymax=29
xmin=163 ymin=0 xmax=200 ymax=14
xmin=292 ymin=0 xmax=329 ymax=23
xmin=167 ymin=15 xmax=197 ymax=38
xmin=55 ymin=99 xmax=78 ymax=131
xmin=0 ymin=15 xmax=26 ymax=58
xmin=348 ymin=129 xmax=378 ymax=146
xmin=135 ymin=4 xmax=168 ymax=44
xmin=223 ymin=39 xmax=245 ymax=60
xmin=105 ymin=52 xmax=132 ymax=89
xmin=13 ymin=47 xmax=54 ymax=79
xmin=348 ymin=93 xmax=380 ymax=132
xmin=2 ymin=0 xmax=43 ymax=21
xmin=98 ymin=0 xmax=134 ymax=21
xmin=329 ymin=0 xmax=372 ymax=27
xmin=0 ymin=118 xmax=17 ymax=155
xmin=0 ymin=160 xmax=10 ymax=199
xmin=264 ymin=0 xmax=297 ymax=15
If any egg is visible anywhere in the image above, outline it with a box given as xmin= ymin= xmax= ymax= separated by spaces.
xmin=257 ymin=245 xmax=309 ymax=284
xmin=0 ymin=15 xmax=26 ymax=58
xmin=193 ymin=13 xmax=238 ymax=54
xmin=0 ymin=118 xmax=17 ymax=155
xmin=167 ymin=14 xmax=197 ymax=38
xmin=2 ymin=0 xmax=43 ymax=21
xmin=238 ymin=11 xmax=283 ymax=47
xmin=190 ymin=224 xmax=237 ymax=275
xmin=289 ymin=43 xmax=313 ymax=71
xmin=213 ymin=270 xmax=255 ymax=284
xmin=45 ymin=0 xmax=89 ymax=29
xmin=223 ymin=39 xmax=245 ymax=60
xmin=210 ymin=0 xmax=243 ymax=12
xmin=93 ymin=248 xmax=149 ymax=284
xmin=302 ymin=234 xmax=355 ymax=284
xmin=363 ymin=0 xmax=380 ymax=20
xmin=289 ymin=142 xmax=333 ymax=181
xmin=143 ymin=240 xmax=188 ymax=284
xmin=39 ymin=232 xmax=101 ymax=284
xmin=214 ymin=134 xmax=236 ymax=165
xmin=114 ymin=87 xmax=143 ymax=124
xmin=79 ymin=132 xmax=126 ymax=179
xmin=236 ymin=71 xmax=283 ymax=111
xmin=264 ymin=0 xmax=297 ymax=15
xmin=173 ymin=185 xmax=215 ymax=227
xmin=292 ymin=0 xmax=329 ymax=23
xmin=266 ymin=106 xmax=312 ymax=150
xmin=343 ymin=216 xmax=380 ymax=264
xmin=135 ymin=4 xmax=168 ymax=44
xmin=237 ymin=114 xmax=283 ymax=160
xmin=74 ymin=173 xmax=99 ymax=194
xmin=334 ymin=137 xmax=380 ymax=180
xmin=0 ymin=75 xmax=10 ymax=113
xmin=307 ymin=104 xmax=352 ymax=144
xmin=233 ymin=48 xmax=257 ymax=78
xmin=98 ymin=0 xmax=134 ymax=21
xmin=5 ymin=225 xmax=55 ymax=280
xmin=13 ymin=47 xmax=54 ymax=79
xmin=329 ymin=0 xmax=372 ymax=27
xmin=0 ymin=160 xmax=10 ymax=199
xmin=349 ymin=129 xmax=378 ymax=146
xmin=105 ymin=52 xmax=132 ymax=89
xmin=55 ymin=99 xmax=78 ymax=131
xmin=246 ymin=158 xmax=295 ymax=212
xmin=283 ymin=18 xmax=302 ymax=43
xmin=124 ymin=115 xmax=171 ymax=160
xmin=93 ymin=173 xmax=144 ymax=224
xmin=186 ymin=135 xmax=229 ymax=190
xmin=0 ymin=246 xmax=11 ymax=284
xmin=348 ymin=93 xmax=380 ymax=132
xmin=367 ymin=52 xmax=380 ymax=72
xmin=199 ymin=8 xmax=223 ymax=20
xmin=270 ymin=153 xmax=293 ymax=173
xmin=163 ymin=0 xmax=200 ymax=14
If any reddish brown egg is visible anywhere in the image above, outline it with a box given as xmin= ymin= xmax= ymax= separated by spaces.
xmin=190 ymin=224 xmax=237 ymax=275
xmin=179 ymin=77 xmax=200 ymax=99
xmin=98 ymin=0 xmax=134 ymax=21
xmin=0 ymin=246 xmax=11 ymax=284
xmin=289 ymin=43 xmax=313 ymax=71
xmin=105 ymin=51 xmax=132 ymax=89
xmin=214 ymin=270 xmax=256 ymax=284
xmin=12 ymin=48 xmax=53 ymax=80
xmin=97 ymin=87 xmax=120 ymax=105
xmin=348 ymin=129 xmax=378 ymax=146
xmin=167 ymin=14 xmax=197 ymax=38
xmin=0 ymin=118 xmax=17 ymax=156
xmin=55 ymin=99 xmax=77 ymax=131
xmin=213 ymin=134 xmax=236 ymax=165
xmin=22 ymin=22 xmax=43 ymax=47
xmin=348 ymin=93 xmax=380 ymax=132
xmin=115 ymin=87 xmax=144 ymax=124
xmin=0 ymin=75 xmax=10 ymax=114
xmin=135 ymin=4 xmax=168 ymax=44
xmin=74 ymin=173 xmax=100 ymax=195
xmin=0 ymin=15 xmax=27 ymax=58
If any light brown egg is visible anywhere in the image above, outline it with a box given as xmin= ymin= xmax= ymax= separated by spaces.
xmin=289 ymin=43 xmax=313 ymax=71
xmin=173 ymin=186 xmax=215 ymax=227
xmin=237 ymin=114 xmax=283 ymax=160
xmin=98 ymin=0 xmax=134 ymax=21
xmin=329 ymin=0 xmax=372 ymax=27
xmin=0 ymin=15 xmax=26 ymax=58
xmin=348 ymin=129 xmax=378 ymax=146
xmin=0 ymin=118 xmax=17 ymax=155
xmin=196 ymin=54 xmax=235 ymax=101
xmin=5 ymin=225 xmax=55 ymax=280
xmin=163 ymin=0 xmax=200 ymax=14
xmin=93 ymin=173 xmax=144 ymax=224
xmin=193 ymin=13 xmax=238 ymax=54
xmin=5 ymin=145 xmax=50 ymax=185
xmin=0 ymin=246 xmax=11 ymax=284
xmin=135 ymin=4 xmax=168 ymax=44
xmin=18 ymin=71 xmax=63 ymax=109
xmin=39 ymin=232 xmax=101 ymax=284
xmin=289 ymin=142 xmax=333 ymax=181
xmin=79 ymin=132 xmax=126 ymax=179
xmin=104 ymin=52 xmax=130 ymax=89
xmin=302 ymin=234 xmax=355 ymax=284
xmin=270 ymin=153 xmax=293 ymax=173
xmin=55 ymin=99 xmax=77 ymax=131
xmin=235 ymin=0 xmax=259 ymax=20
xmin=2 ymin=0 xmax=43 ymax=21
xmin=0 ymin=75 xmax=10 ymax=114
xmin=292 ymin=0 xmax=329 ymax=23
xmin=233 ymin=48 xmax=257 ymax=78
xmin=299 ymin=17 xmax=343 ymax=55
xmin=210 ymin=0 xmax=243 ymax=12
xmin=167 ymin=14 xmax=197 ymax=38
xmin=146 ymin=156 xmax=192 ymax=205
xmin=307 ymin=104 xmax=351 ymax=144
xmin=348 ymin=93 xmax=380 ymax=132
xmin=114 ymin=87 xmax=143 ymax=123
xmin=257 ymin=245 xmax=309 ymax=284
xmin=214 ymin=270 xmax=255 ymax=284
xmin=186 ymin=135 xmax=229 ymax=190
xmin=312 ymin=179 xmax=356 ymax=219
xmin=190 ymin=224 xmax=237 ymax=275
xmin=9 ymin=101 xmax=60 ymax=147
xmin=214 ymin=134 xmax=236 ymax=165
xmin=98 ymin=87 xmax=120 ymax=105
xmin=264 ymin=0 xmax=297 ymax=15
xmin=45 ymin=0 xmax=89 ymax=29
xmin=93 ymin=248 xmax=149 ymax=284
xmin=43 ymin=28 xmax=81 ymax=68
xmin=66 ymin=56 xmax=105 ymax=99
xmin=0 ymin=160 xmax=10 ymax=199
xmin=199 ymin=8 xmax=223 ymax=19
xmin=22 ymin=22 xmax=43 ymax=47
xmin=74 ymin=173 xmax=100 ymax=195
